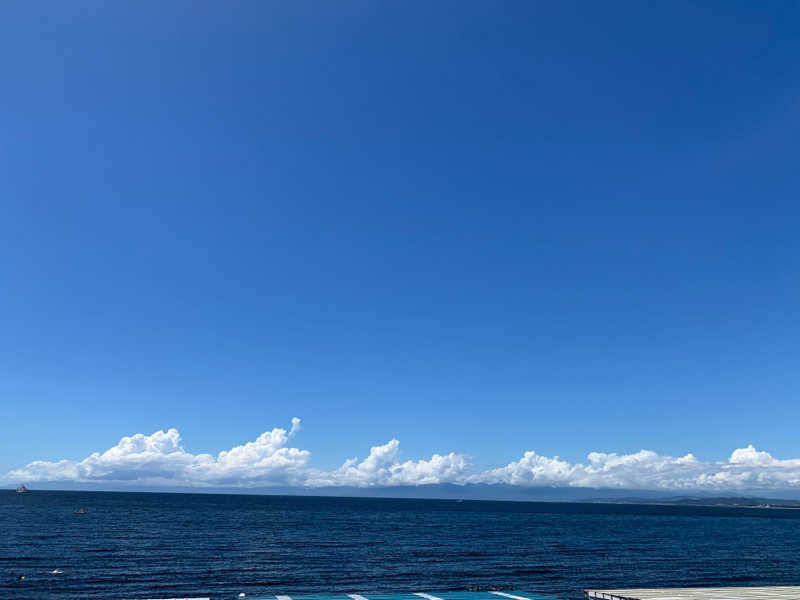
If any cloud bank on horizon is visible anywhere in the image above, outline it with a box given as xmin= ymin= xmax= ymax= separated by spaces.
xmin=6 ymin=418 xmax=800 ymax=491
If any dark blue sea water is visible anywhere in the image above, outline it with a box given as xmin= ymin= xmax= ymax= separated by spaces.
xmin=3 ymin=491 xmax=800 ymax=600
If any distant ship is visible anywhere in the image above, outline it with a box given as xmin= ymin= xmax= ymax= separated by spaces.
xmin=16 ymin=484 xmax=30 ymax=493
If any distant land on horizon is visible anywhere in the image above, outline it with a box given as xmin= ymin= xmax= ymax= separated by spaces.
xmin=10 ymin=482 xmax=800 ymax=507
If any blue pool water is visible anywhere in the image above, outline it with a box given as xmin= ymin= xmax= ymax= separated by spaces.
xmin=3 ymin=491 xmax=800 ymax=600
xmin=249 ymin=592 xmax=558 ymax=600
xmin=247 ymin=592 xmax=559 ymax=600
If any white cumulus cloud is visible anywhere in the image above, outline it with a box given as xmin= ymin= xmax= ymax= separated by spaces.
xmin=470 ymin=445 xmax=800 ymax=491
xmin=6 ymin=420 xmax=800 ymax=492
xmin=5 ymin=420 xmax=311 ymax=487
xmin=306 ymin=439 xmax=470 ymax=487
xmin=471 ymin=449 xmax=706 ymax=489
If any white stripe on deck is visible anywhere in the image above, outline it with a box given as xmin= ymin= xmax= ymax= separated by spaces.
xmin=491 ymin=592 xmax=533 ymax=600
xmin=348 ymin=595 xmax=369 ymax=600
xmin=416 ymin=594 xmax=444 ymax=600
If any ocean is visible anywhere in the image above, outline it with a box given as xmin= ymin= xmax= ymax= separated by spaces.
xmin=3 ymin=491 xmax=800 ymax=600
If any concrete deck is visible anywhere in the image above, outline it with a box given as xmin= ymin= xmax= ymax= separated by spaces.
xmin=586 ymin=587 xmax=800 ymax=600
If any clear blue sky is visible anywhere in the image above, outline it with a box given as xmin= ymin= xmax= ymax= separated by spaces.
xmin=2 ymin=1 xmax=799 ymax=479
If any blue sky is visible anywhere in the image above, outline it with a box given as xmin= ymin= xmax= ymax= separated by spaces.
xmin=2 ymin=1 xmax=800 ymax=490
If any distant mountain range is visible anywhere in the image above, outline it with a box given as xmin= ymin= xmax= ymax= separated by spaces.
xmin=278 ymin=485 xmax=800 ymax=507
xmin=14 ymin=481 xmax=800 ymax=506
xmin=610 ymin=495 xmax=800 ymax=508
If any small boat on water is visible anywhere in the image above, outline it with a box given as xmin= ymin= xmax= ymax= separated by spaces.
xmin=15 ymin=484 xmax=30 ymax=494
xmin=74 ymin=508 xmax=86 ymax=514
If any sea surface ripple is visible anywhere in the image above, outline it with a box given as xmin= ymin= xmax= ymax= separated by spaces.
xmin=3 ymin=491 xmax=800 ymax=600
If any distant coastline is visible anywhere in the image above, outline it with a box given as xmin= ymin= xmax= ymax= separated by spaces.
xmin=587 ymin=496 xmax=800 ymax=510
xmin=7 ymin=484 xmax=800 ymax=509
